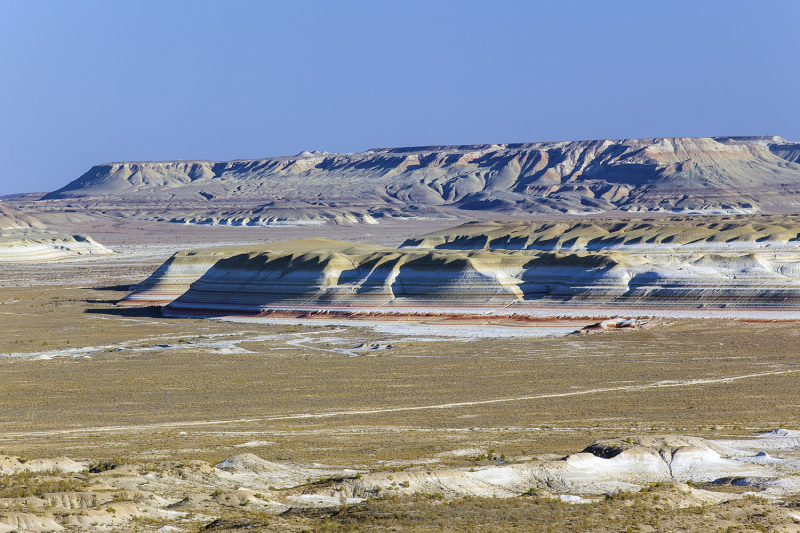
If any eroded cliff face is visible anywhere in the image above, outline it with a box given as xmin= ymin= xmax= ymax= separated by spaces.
xmin=39 ymin=137 xmax=800 ymax=223
xmin=400 ymin=217 xmax=800 ymax=253
xmin=121 ymin=218 xmax=800 ymax=315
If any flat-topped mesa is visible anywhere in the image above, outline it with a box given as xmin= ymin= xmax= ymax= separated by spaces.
xmin=121 ymin=239 xmax=389 ymax=306
xmin=401 ymin=217 xmax=800 ymax=253
xmin=122 ymin=230 xmax=800 ymax=315
xmin=40 ymin=137 xmax=800 ymax=221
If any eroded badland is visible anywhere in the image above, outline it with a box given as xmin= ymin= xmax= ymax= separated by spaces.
xmin=3 ymin=138 xmax=800 ymax=532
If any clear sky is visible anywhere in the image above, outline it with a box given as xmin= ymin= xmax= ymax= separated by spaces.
xmin=1 ymin=0 xmax=798 ymax=195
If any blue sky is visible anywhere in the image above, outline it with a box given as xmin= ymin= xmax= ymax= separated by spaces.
xmin=1 ymin=0 xmax=798 ymax=195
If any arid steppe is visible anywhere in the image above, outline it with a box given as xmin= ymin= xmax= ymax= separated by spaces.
xmin=3 ymin=218 xmax=800 ymax=531
xmin=4 ymin=0 xmax=800 ymax=526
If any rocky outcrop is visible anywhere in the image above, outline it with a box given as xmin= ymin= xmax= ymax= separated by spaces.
xmin=121 ymin=226 xmax=800 ymax=314
xmin=305 ymin=432 xmax=800 ymax=499
xmin=38 ymin=137 xmax=800 ymax=222
xmin=121 ymin=239 xmax=388 ymax=306
xmin=401 ymin=216 xmax=800 ymax=253
xmin=0 ymin=203 xmax=111 ymax=262
xmin=0 ymin=232 xmax=112 ymax=262
xmin=0 ymin=204 xmax=47 ymax=230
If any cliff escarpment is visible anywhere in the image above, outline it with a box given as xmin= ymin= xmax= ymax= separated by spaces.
xmin=401 ymin=217 xmax=800 ymax=253
xmin=121 ymin=220 xmax=800 ymax=315
xmin=38 ymin=136 xmax=800 ymax=224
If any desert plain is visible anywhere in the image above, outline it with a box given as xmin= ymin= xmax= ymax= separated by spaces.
xmin=3 ymin=138 xmax=800 ymax=532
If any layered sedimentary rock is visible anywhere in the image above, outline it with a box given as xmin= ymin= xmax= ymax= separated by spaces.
xmin=0 ymin=203 xmax=111 ymax=262
xmin=122 ymin=223 xmax=800 ymax=314
xmin=0 ymin=233 xmax=111 ymax=262
xmin=401 ymin=216 xmax=800 ymax=253
xmin=32 ymin=137 xmax=800 ymax=224
xmin=122 ymin=239 xmax=387 ymax=306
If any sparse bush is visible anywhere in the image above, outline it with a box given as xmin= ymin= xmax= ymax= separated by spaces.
xmin=89 ymin=456 xmax=123 ymax=473
xmin=0 ymin=470 xmax=89 ymax=498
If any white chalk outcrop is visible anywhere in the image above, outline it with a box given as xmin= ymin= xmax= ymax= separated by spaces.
xmin=263 ymin=438 xmax=784 ymax=501
xmin=0 ymin=232 xmax=112 ymax=262
xmin=0 ymin=203 xmax=111 ymax=262
xmin=215 ymin=453 xmax=343 ymax=489
xmin=0 ymin=455 xmax=85 ymax=474
xmin=287 ymin=432 xmax=800 ymax=501
xmin=35 ymin=136 xmax=800 ymax=222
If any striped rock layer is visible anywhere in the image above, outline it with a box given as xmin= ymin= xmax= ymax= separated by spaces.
xmin=401 ymin=216 xmax=800 ymax=254
xmin=122 ymin=229 xmax=800 ymax=315
xmin=0 ymin=232 xmax=112 ymax=262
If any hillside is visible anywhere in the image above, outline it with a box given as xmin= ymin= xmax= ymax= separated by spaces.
xmin=0 ymin=203 xmax=111 ymax=261
xmin=121 ymin=226 xmax=800 ymax=315
xmin=38 ymin=136 xmax=800 ymax=223
xmin=400 ymin=216 xmax=800 ymax=252
xmin=0 ymin=203 xmax=46 ymax=230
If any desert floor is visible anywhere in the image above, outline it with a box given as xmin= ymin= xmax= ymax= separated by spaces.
xmin=2 ymin=218 xmax=800 ymax=532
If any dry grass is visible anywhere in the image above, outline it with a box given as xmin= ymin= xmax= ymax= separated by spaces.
xmin=207 ymin=489 xmax=800 ymax=533
xmin=0 ymin=470 xmax=89 ymax=498
xmin=1 ymin=285 xmax=799 ymax=468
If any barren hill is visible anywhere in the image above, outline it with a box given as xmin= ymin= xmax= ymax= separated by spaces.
xmin=0 ymin=203 xmax=111 ymax=261
xmin=122 ymin=221 xmax=800 ymax=315
xmin=401 ymin=216 xmax=800 ymax=252
xmin=0 ymin=203 xmax=46 ymax=230
xmin=39 ymin=136 xmax=800 ymax=224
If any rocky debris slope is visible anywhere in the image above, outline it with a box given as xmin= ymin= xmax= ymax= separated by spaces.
xmin=121 ymin=225 xmax=800 ymax=314
xmin=33 ymin=136 xmax=800 ymax=223
xmin=0 ymin=204 xmax=111 ymax=262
